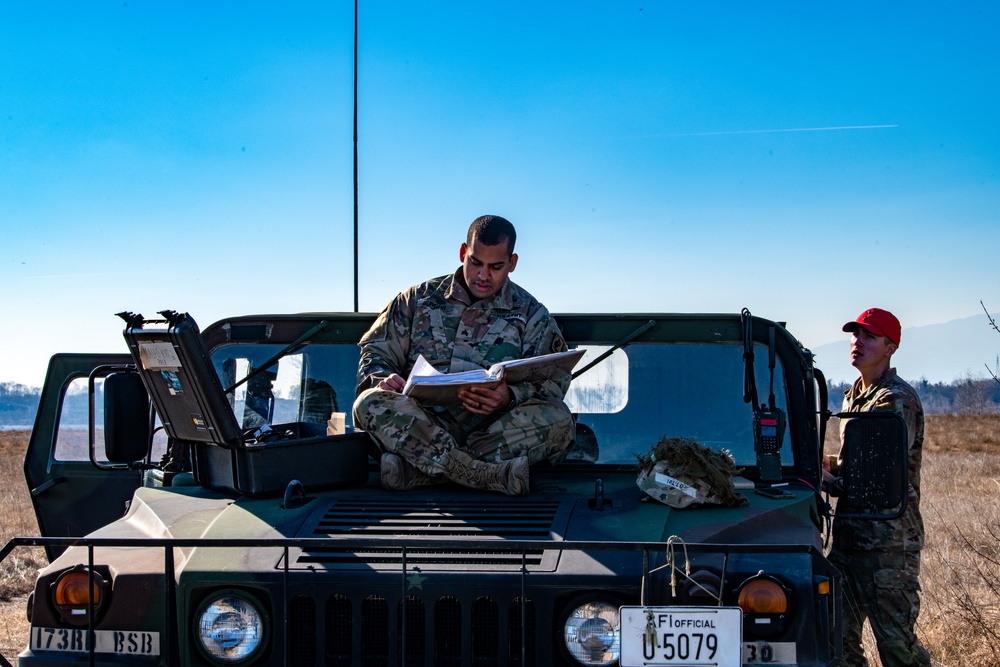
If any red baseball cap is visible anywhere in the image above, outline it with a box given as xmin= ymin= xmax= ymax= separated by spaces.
xmin=843 ymin=308 xmax=901 ymax=346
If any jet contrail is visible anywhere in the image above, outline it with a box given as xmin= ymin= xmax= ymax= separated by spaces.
xmin=24 ymin=271 xmax=155 ymax=280
xmin=661 ymin=124 xmax=898 ymax=137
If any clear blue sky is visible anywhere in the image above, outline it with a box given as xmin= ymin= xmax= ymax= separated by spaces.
xmin=2 ymin=1 xmax=998 ymax=387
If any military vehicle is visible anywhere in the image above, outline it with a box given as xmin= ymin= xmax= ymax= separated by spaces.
xmin=3 ymin=308 xmax=906 ymax=666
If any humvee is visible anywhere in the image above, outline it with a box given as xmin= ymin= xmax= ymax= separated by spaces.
xmin=3 ymin=309 xmax=906 ymax=666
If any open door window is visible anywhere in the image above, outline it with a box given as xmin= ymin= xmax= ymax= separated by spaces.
xmin=832 ymin=411 xmax=909 ymax=520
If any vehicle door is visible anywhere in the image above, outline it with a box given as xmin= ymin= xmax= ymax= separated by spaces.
xmin=24 ymin=353 xmax=153 ymax=559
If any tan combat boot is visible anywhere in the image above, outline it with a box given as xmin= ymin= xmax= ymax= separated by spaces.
xmin=444 ymin=449 xmax=529 ymax=496
xmin=380 ymin=453 xmax=444 ymax=491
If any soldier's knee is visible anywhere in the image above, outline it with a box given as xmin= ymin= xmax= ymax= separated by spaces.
xmin=552 ymin=404 xmax=575 ymax=430
xmin=351 ymin=388 xmax=380 ymax=426
xmin=531 ymin=399 xmax=574 ymax=429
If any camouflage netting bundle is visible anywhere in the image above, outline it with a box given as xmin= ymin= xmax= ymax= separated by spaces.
xmin=636 ymin=436 xmax=748 ymax=509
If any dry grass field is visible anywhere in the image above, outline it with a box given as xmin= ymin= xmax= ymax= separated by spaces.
xmin=0 ymin=430 xmax=44 ymax=663
xmin=823 ymin=414 xmax=1000 ymax=666
xmin=2 ymin=416 xmax=999 ymax=665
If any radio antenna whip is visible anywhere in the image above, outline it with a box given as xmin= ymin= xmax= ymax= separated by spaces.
xmin=352 ymin=0 xmax=360 ymax=312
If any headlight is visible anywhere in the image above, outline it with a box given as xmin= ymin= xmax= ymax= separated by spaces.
xmin=562 ymin=601 xmax=621 ymax=666
xmin=195 ymin=592 xmax=267 ymax=664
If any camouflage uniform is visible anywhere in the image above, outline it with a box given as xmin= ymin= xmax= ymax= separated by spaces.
xmin=352 ymin=269 xmax=574 ymax=476
xmin=828 ymin=368 xmax=930 ymax=667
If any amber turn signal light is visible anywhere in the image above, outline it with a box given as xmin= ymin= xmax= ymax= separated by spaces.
xmin=51 ymin=566 xmax=108 ymax=626
xmin=737 ymin=576 xmax=788 ymax=614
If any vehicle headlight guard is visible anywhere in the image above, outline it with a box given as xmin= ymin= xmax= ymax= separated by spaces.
xmin=194 ymin=590 xmax=268 ymax=665
xmin=561 ymin=599 xmax=621 ymax=666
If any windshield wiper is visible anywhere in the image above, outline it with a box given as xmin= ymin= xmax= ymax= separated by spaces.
xmin=571 ymin=319 xmax=657 ymax=379
xmin=224 ymin=319 xmax=331 ymax=395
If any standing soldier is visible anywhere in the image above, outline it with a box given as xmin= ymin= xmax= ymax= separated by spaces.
xmin=824 ymin=307 xmax=931 ymax=667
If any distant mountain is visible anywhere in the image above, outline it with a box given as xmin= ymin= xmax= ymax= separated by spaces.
xmin=810 ymin=312 xmax=1000 ymax=384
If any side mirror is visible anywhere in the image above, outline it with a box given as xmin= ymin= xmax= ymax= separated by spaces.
xmin=834 ymin=411 xmax=908 ymax=520
xmin=91 ymin=367 xmax=152 ymax=466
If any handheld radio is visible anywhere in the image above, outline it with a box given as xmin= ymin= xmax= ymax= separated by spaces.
xmin=743 ymin=310 xmax=786 ymax=483
xmin=753 ymin=408 xmax=785 ymax=482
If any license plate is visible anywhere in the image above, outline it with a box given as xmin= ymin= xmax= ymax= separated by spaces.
xmin=30 ymin=627 xmax=160 ymax=656
xmin=620 ymin=606 xmax=742 ymax=666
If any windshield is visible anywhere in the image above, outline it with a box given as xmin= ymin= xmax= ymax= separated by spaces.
xmin=209 ymin=339 xmax=789 ymax=467
xmin=569 ymin=342 xmax=788 ymax=466
xmin=211 ymin=343 xmax=360 ymax=432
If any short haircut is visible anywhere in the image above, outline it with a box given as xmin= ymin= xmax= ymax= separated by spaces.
xmin=467 ymin=215 xmax=516 ymax=256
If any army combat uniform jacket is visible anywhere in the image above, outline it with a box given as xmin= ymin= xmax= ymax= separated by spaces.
xmin=353 ymin=270 xmax=574 ymax=472
xmin=357 ymin=269 xmax=570 ymax=404
xmin=832 ymin=367 xmax=925 ymax=552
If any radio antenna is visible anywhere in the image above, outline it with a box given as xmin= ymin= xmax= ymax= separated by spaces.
xmin=352 ymin=0 xmax=360 ymax=312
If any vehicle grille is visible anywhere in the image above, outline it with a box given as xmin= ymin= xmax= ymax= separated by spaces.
xmin=287 ymin=592 xmax=536 ymax=667
xmin=281 ymin=499 xmax=555 ymax=663
xmin=290 ymin=498 xmax=564 ymax=571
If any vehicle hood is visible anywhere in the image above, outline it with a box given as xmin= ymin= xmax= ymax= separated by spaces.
xmin=45 ymin=469 xmax=822 ymax=578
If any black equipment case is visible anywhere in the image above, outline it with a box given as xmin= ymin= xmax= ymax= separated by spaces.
xmin=119 ymin=310 xmax=369 ymax=497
